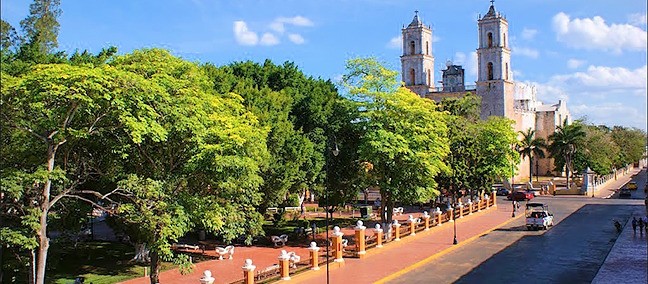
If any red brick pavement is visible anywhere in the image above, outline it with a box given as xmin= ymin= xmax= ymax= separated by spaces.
xmin=292 ymin=204 xmax=516 ymax=284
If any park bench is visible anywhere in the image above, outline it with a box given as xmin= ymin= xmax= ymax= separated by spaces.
xmin=171 ymin=243 xmax=201 ymax=252
xmin=271 ymin=234 xmax=289 ymax=247
xmin=284 ymin=206 xmax=300 ymax=212
xmin=393 ymin=207 xmax=404 ymax=216
xmin=215 ymin=245 xmax=235 ymax=260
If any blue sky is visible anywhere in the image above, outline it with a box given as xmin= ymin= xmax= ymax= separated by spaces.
xmin=2 ymin=0 xmax=646 ymax=130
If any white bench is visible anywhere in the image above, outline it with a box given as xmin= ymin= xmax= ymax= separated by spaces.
xmin=393 ymin=207 xmax=404 ymax=216
xmin=215 ymin=245 xmax=235 ymax=260
xmin=284 ymin=207 xmax=300 ymax=212
xmin=271 ymin=234 xmax=288 ymax=247
xmin=171 ymin=243 xmax=201 ymax=251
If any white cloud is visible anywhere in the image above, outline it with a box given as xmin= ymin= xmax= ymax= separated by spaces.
xmin=551 ymin=65 xmax=647 ymax=89
xmin=534 ymin=65 xmax=647 ymax=130
xmin=513 ymin=69 xmax=524 ymax=79
xmin=288 ymin=33 xmax=305 ymax=44
xmin=260 ymin=33 xmax=280 ymax=46
xmin=387 ymin=35 xmax=401 ymax=49
xmin=233 ymin=21 xmax=258 ymax=46
xmin=552 ymin=12 xmax=647 ymax=53
xmin=468 ymin=51 xmax=478 ymax=77
xmin=628 ymin=13 xmax=647 ymax=26
xmin=567 ymin=59 xmax=586 ymax=69
xmin=514 ymin=47 xmax=539 ymax=58
xmin=521 ymin=28 xmax=538 ymax=40
xmin=453 ymin=52 xmax=466 ymax=65
xmin=570 ymin=103 xmax=646 ymax=129
xmin=270 ymin=16 xmax=314 ymax=34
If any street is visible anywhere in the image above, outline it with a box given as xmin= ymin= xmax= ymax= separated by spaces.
xmin=389 ymin=169 xmax=647 ymax=284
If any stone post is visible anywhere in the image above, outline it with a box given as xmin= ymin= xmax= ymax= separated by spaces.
xmin=491 ymin=191 xmax=496 ymax=207
xmin=407 ymin=215 xmax=417 ymax=236
xmin=278 ymin=250 xmax=291 ymax=280
xmin=392 ymin=220 xmax=401 ymax=241
xmin=422 ymin=211 xmax=431 ymax=231
xmin=466 ymin=199 xmax=473 ymax=215
xmin=308 ymin=242 xmax=320 ymax=270
xmin=242 ymin=259 xmax=256 ymax=284
xmin=374 ymin=224 xmax=384 ymax=248
xmin=434 ymin=207 xmax=442 ymax=226
xmin=199 ymin=270 xmax=215 ymax=284
xmin=354 ymin=220 xmax=367 ymax=258
xmin=457 ymin=202 xmax=464 ymax=218
xmin=331 ymin=226 xmax=344 ymax=263
xmin=448 ymin=207 xmax=454 ymax=223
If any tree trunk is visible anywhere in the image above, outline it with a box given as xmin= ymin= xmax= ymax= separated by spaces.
xmin=529 ymin=157 xmax=533 ymax=183
xmin=29 ymin=250 xmax=36 ymax=284
xmin=149 ymin=250 xmax=160 ymax=284
xmin=36 ymin=143 xmax=57 ymax=284
xmin=133 ymin=243 xmax=150 ymax=263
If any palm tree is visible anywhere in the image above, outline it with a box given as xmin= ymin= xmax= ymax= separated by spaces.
xmin=516 ymin=129 xmax=546 ymax=182
xmin=548 ymin=119 xmax=586 ymax=189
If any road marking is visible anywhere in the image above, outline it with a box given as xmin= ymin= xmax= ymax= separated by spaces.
xmin=373 ymin=213 xmax=524 ymax=284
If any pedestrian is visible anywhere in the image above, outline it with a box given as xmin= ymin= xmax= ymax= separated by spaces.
xmin=632 ymin=217 xmax=638 ymax=234
xmin=639 ymin=218 xmax=645 ymax=235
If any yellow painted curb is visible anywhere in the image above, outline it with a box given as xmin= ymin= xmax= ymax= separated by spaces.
xmin=373 ymin=212 xmax=524 ymax=284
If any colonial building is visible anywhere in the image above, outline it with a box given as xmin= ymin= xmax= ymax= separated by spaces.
xmin=400 ymin=3 xmax=571 ymax=180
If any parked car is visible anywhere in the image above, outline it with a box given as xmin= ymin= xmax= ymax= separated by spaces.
xmin=507 ymin=191 xmax=534 ymax=201
xmin=619 ymin=188 xmax=631 ymax=198
xmin=627 ymin=181 xmax=637 ymax=190
xmin=496 ymin=188 xmax=510 ymax=196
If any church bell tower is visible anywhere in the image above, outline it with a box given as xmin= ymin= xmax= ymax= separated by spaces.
xmin=476 ymin=2 xmax=514 ymax=119
xmin=401 ymin=11 xmax=435 ymax=97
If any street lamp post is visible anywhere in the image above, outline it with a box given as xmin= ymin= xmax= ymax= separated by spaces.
xmin=325 ymin=142 xmax=339 ymax=284
xmin=511 ymin=162 xmax=516 ymax=218
xmin=453 ymin=205 xmax=458 ymax=245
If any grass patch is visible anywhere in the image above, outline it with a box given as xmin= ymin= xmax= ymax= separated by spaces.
xmin=45 ymin=241 xmax=175 ymax=284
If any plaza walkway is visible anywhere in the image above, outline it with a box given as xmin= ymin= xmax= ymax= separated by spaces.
xmin=120 ymin=167 xmax=643 ymax=284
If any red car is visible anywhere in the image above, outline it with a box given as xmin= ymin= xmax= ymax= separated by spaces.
xmin=507 ymin=191 xmax=534 ymax=201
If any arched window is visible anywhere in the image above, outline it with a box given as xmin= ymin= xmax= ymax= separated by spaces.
xmin=503 ymin=33 xmax=506 ymax=47
xmin=487 ymin=62 xmax=493 ymax=80
xmin=410 ymin=69 xmax=416 ymax=85
xmin=505 ymin=63 xmax=509 ymax=80
xmin=426 ymin=41 xmax=429 ymax=55
xmin=410 ymin=41 xmax=416 ymax=54
xmin=487 ymin=32 xmax=493 ymax=48
xmin=427 ymin=69 xmax=431 ymax=85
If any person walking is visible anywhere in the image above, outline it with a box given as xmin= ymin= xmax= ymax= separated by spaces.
xmin=639 ymin=218 xmax=645 ymax=236
xmin=632 ymin=217 xmax=638 ymax=234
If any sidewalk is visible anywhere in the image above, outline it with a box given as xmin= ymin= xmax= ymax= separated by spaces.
xmin=592 ymin=212 xmax=648 ymax=284
xmin=292 ymin=203 xmax=519 ymax=284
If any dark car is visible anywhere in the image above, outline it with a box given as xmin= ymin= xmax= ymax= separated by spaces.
xmin=496 ymin=188 xmax=510 ymax=196
xmin=508 ymin=191 xmax=534 ymax=201
xmin=619 ymin=188 xmax=631 ymax=198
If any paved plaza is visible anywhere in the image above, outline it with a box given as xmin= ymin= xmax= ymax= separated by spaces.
xmin=120 ymin=167 xmax=646 ymax=284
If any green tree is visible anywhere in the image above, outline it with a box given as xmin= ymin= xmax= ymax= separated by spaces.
xmin=1 ymin=62 xmax=168 ymax=284
xmin=1 ymin=19 xmax=20 ymax=51
xmin=610 ymin=126 xmax=647 ymax=167
xmin=20 ymin=0 xmax=61 ymax=54
xmin=573 ymin=124 xmax=619 ymax=174
xmin=108 ymin=49 xmax=269 ymax=283
xmin=516 ymin=128 xmax=546 ymax=182
xmin=548 ymin=119 xmax=586 ymax=189
xmin=344 ymin=57 xmax=449 ymax=226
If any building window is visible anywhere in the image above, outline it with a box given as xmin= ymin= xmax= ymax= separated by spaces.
xmin=487 ymin=32 xmax=493 ymax=48
xmin=426 ymin=41 xmax=429 ymax=55
xmin=427 ymin=69 xmax=431 ymax=85
xmin=487 ymin=62 xmax=493 ymax=80
xmin=505 ymin=63 xmax=509 ymax=80
xmin=410 ymin=41 xmax=416 ymax=55
xmin=503 ymin=33 xmax=506 ymax=47
xmin=410 ymin=69 xmax=416 ymax=85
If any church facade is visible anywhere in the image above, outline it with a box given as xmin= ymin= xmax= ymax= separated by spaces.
xmin=400 ymin=3 xmax=571 ymax=180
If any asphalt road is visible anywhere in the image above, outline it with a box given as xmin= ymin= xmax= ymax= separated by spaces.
xmin=388 ymin=193 xmax=646 ymax=284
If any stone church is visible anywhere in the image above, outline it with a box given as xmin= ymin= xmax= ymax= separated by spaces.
xmin=400 ymin=3 xmax=571 ymax=180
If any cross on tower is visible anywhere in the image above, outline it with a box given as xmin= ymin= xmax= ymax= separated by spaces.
xmin=415 ymin=10 xmax=419 ymax=16
xmin=490 ymin=0 xmax=495 ymax=5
